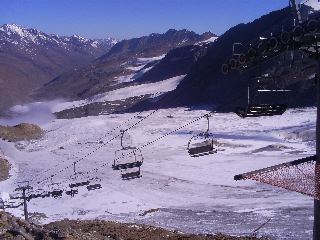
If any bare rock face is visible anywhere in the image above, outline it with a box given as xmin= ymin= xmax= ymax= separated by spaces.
xmin=0 ymin=123 xmax=46 ymax=141
xmin=0 ymin=212 xmax=47 ymax=239
xmin=0 ymin=158 xmax=10 ymax=182
xmin=0 ymin=211 xmax=258 ymax=239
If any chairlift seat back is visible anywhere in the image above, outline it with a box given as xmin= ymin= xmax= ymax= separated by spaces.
xmin=66 ymin=189 xmax=78 ymax=196
xmin=86 ymin=184 xmax=102 ymax=191
xmin=236 ymin=104 xmax=288 ymax=118
xmin=188 ymin=143 xmax=213 ymax=155
xmin=188 ymin=133 xmax=216 ymax=157
xmin=50 ymin=190 xmax=63 ymax=198
xmin=121 ymin=171 xmax=141 ymax=180
xmin=113 ymin=161 xmax=142 ymax=170
xmin=69 ymin=180 xmax=90 ymax=188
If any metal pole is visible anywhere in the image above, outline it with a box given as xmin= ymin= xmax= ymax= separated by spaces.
xmin=248 ymin=86 xmax=250 ymax=106
xmin=120 ymin=129 xmax=127 ymax=149
xmin=22 ymin=188 xmax=28 ymax=222
xmin=314 ymin=57 xmax=320 ymax=240
xmin=290 ymin=0 xmax=302 ymax=25
xmin=206 ymin=114 xmax=210 ymax=133
xmin=121 ymin=130 xmax=124 ymax=149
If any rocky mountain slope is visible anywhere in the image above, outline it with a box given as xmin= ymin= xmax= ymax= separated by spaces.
xmin=0 ymin=23 xmax=117 ymax=111
xmin=2 ymin=5 xmax=318 ymax=118
xmin=34 ymin=5 xmax=319 ymax=119
xmin=129 ymin=5 xmax=318 ymax=113
xmin=31 ymin=29 xmax=216 ymax=102
xmin=0 ymin=211 xmax=259 ymax=239
xmin=0 ymin=123 xmax=45 ymax=141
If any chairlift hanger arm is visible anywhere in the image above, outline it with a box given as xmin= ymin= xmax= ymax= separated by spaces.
xmin=120 ymin=129 xmax=130 ymax=149
xmin=205 ymin=114 xmax=210 ymax=133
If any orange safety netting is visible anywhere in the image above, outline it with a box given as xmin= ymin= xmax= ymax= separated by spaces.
xmin=235 ymin=155 xmax=320 ymax=200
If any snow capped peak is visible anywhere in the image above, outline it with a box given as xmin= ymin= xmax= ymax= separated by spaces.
xmin=72 ymin=34 xmax=87 ymax=41
xmin=5 ymin=23 xmax=21 ymax=29
xmin=0 ymin=23 xmax=42 ymax=44
xmin=0 ymin=23 xmax=116 ymax=51
xmin=91 ymin=37 xmax=120 ymax=46
xmin=1 ymin=23 xmax=26 ymax=34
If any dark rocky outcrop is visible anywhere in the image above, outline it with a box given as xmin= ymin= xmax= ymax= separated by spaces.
xmin=0 ymin=123 xmax=46 ymax=141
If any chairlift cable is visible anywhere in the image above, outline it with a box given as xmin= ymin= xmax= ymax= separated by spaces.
xmin=138 ymin=79 xmax=277 ymax=150
xmin=35 ymin=47 xmax=289 ymax=186
xmin=79 ymin=76 xmax=279 ymax=177
xmin=35 ymin=58 xmax=247 ymax=184
xmin=33 ymin=56 xmax=293 ymax=193
xmin=33 ymin=7 xmax=295 ymax=186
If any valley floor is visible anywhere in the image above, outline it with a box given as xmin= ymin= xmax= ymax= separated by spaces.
xmin=0 ymin=107 xmax=317 ymax=239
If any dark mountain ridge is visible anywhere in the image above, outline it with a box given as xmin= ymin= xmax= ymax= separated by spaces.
xmin=31 ymin=29 xmax=217 ymax=102
xmin=128 ymin=5 xmax=318 ymax=114
xmin=3 ymin=5 xmax=318 ymax=118
xmin=100 ymin=29 xmax=214 ymax=59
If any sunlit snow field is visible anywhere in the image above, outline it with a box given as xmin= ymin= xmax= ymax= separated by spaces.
xmin=0 ymin=53 xmax=317 ymax=239
xmin=0 ymin=105 xmax=316 ymax=239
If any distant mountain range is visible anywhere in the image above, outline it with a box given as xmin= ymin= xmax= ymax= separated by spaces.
xmin=1 ymin=3 xmax=319 ymax=118
xmin=31 ymin=29 xmax=216 ymax=102
xmin=0 ymin=23 xmax=118 ymax=111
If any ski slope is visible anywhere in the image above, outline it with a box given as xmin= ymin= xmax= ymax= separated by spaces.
xmin=0 ymin=103 xmax=316 ymax=239
xmin=0 ymin=53 xmax=317 ymax=238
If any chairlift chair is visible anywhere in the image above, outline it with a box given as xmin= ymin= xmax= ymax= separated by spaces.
xmin=68 ymin=171 xmax=92 ymax=189
xmin=27 ymin=188 xmax=48 ymax=200
xmin=69 ymin=180 xmax=90 ymax=188
xmin=50 ymin=189 xmax=63 ymax=198
xmin=113 ymin=147 xmax=143 ymax=180
xmin=41 ymin=192 xmax=51 ymax=198
xmin=86 ymin=176 xmax=102 ymax=190
xmin=187 ymin=115 xmax=217 ymax=157
xmin=86 ymin=183 xmax=102 ymax=191
xmin=66 ymin=189 xmax=78 ymax=197
xmin=235 ymin=75 xmax=291 ymax=118
xmin=112 ymin=129 xmax=143 ymax=180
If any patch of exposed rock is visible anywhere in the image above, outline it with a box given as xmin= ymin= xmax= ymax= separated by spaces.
xmin=0 ymin=123 xmax=45 ymax=141
xmin=0 ymin=211 xmax=264 ymax=240
xmin=0 ymin=158 xmax=10 ymax=182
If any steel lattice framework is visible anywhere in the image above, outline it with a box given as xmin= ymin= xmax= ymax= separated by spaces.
xmin=223 ymin=5 xmax=320 ymax=239
xmin=222 ymin=16 xmax=320 ymax=200
xmin=222 ymin=18 xmax=320 ymax=75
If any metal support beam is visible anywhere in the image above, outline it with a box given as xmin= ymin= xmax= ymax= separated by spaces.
xmin=314 ymin=56 xmax=320 ymax=240
xmin=290 ymin=0 xmax=302 ymax=25
xmin=120 ymin=129 xmax=127 ymax=149
xmin=22 ymin=188 xmax=28 ymax=222
xmin=15 ymin=185 xmax=32 ymax=222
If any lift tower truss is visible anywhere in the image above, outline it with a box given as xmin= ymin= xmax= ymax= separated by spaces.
xmin=222 ymin=15 xmax=320 ymax=239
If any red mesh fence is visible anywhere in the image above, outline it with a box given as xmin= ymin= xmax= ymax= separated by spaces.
xmin=235 ymin=155 xmax=320 ymax=200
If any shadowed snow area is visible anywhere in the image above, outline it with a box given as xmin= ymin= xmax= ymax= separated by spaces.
xmin=0 ymin=106 xmax=316 ymax=239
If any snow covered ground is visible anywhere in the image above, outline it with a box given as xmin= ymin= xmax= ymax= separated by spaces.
xmin=0 ymin=104 xmax=316 ymax=239
xmin=52 ymin=74 xmax=185 ymax=113
xmin=0 ymin=52 xmax=317 ymax=238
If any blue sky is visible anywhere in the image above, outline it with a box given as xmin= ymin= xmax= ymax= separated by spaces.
xmin=0 ymin=1 xmax=296 ymax=40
